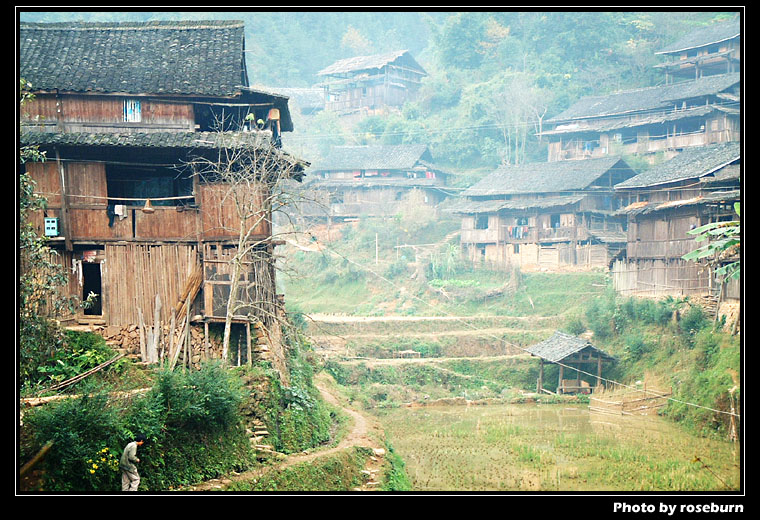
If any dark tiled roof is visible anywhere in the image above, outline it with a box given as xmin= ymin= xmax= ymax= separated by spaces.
xmin=614 ymin=142 xmax=740 ymax=189
xmin=541 ymin=105 xmax=716 ymax=137
xmin=444 ymin=194 xmax=585 ymax=214
xmin=310 ymin=144 xmax=432 ymax=171
xmin=547 ymin=73 xmax=740 ymax=123
xmin=462 ymin=157 xmax=629 ymax=197
xmin=656 ymin=19 xmax=741 ymax=54
xmin=21 ymin=130 xmax=268 ymax=149
xmin=20 ymin=130 xmax=309 ymax=177
xmin=525 ymin=331 xmax=615 ymax=363
xmin=317 ymin=50 xmax=426 ymax=76
xmin=19 ymin=20 xmax=247 ymax=97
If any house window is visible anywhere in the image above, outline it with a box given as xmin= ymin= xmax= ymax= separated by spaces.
xmin=107 ymin=165 xmax=193 ymax=207
xmin=475 ymin=215 xmax=489 ymax=230
xmin=123 ymin=99 xmax=142 ymax=123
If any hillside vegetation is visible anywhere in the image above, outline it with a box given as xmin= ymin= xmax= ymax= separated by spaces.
xmin=281 ymin=216 xmax=740 ymax=442
xmin=20 ymin=11 xmax=737 ymax=171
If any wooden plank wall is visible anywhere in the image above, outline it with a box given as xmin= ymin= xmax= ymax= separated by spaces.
xmin=611 ymin=258 xmax=712 ymax=297
xmin=21 ymin=94 xmax=195 ymax=133
xmin=103 ymin=243 xmax=198 ymax=326
xmin=199 ymin=182 xmax=270 ymax=240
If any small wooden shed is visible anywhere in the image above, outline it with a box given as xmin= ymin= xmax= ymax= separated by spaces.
xmin=526 ymin=331 xmax=616 ymax=395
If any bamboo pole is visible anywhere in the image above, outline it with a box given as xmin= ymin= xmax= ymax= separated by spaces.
xmin=20 ymin=441 xmax=54 ymax=477
xmin=246 ymin=321 xmax=252 ymax=366
xmin=137 ymin=308 xmax=147 ymax=363
xmin=42 ymin=353 xmax=125 ymax=393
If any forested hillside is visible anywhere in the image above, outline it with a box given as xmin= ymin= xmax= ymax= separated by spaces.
xmin=19 ymin=10 xmax=737 ymax=173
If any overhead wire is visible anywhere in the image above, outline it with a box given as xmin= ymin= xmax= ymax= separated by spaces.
xmin=281 ymin=100 xmax=741 ymax=143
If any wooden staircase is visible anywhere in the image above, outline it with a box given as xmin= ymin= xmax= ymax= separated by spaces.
xmin=704 ymin=283 xmax=722 ymax=321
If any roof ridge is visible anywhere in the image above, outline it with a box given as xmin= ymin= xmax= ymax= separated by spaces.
xmin=19 ymin=20 xmax=244 ymax=30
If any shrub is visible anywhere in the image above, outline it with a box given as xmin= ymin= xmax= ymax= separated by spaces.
xmin=24 ymin=391 xmax=126 ymax=492
xmin=25 ymin=330 xmax=122 ymax=392
xmin=564 ymin=316 xmax=586 ymax=336
xmin=623 ymin=333 xmax=650 ymax=362
xmin=153 ymin=362 xmax=244 ymax=434
xmin=679 ymin=304 xmax=709 ymax=339
xmin=585 ymin=294 xmax=616 ymax=339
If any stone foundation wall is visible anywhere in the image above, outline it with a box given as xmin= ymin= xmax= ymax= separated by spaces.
xmin=95 ymin=321 xmax=281 ymax=371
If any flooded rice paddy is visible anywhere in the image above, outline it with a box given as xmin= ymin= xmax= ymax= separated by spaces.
xmin=376 ymin=403 xmax=740 ymax=492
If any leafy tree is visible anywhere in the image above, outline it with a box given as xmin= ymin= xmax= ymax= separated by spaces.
xmin=683 ymin=203 xmax=741 ymax=282
xmin=19 ymin=79 xmax=78 ymax=387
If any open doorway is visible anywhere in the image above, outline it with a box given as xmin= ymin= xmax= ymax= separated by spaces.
xmin=82 ymin=262 xmax=102 ymax=315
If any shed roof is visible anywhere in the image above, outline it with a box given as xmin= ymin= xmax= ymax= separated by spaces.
xmin=19 ymin=20 xmax=248 ymax=97
xmin=614 ymin=141 xmax=740 ymax=189
xmin=525 ymin=331 xmax=615 ymax=363
xmin=656 ymin=19 xmax=740 ymax=54
xmin=462 ymin=156 xmax=630 ymax=197
xmin=317 ymin=49 xmax=426 ymax=77
xmin=310 ymin=144 xmax=433 ymax=172
xmin=547 ymin=73 xmax=739 ymax=123
xmin=617 ymin=189 xmax=740 ymax=217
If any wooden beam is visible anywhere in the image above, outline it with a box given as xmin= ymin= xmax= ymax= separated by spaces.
xmin=597 ymin=355 xmax=602 ymax=387
xmin=55 ymin=148 xmax=72 ymax=251
xmin=537 ymin=358 xmax=544 ymax=393
xmin=246 ymin=321 xmax=252 ymax=366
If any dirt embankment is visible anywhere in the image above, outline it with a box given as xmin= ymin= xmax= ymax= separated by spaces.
xmin=185 ymin=374 xmax=385 ymax=492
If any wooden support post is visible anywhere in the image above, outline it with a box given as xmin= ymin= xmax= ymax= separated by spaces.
xmin=558 ymin=364 xmax=564 ymax=394
xmin=55 ymin=148 xmax=72 ymax=252
xmin=204 ymin=322 xmax=210 ymax=361
xmin=246 ymin=321 xmax=252 ymax=366
xmin=184 ymin=311 xmax=190 ymax=370
xmin=149 ymin=295 xmax=162 ymax=364
xmin=596 ymin=355 xmax=602 ymax=388
xmin=537 ymin=359 xmax=544 ymax=393
xmin=137 ymin=308 xmax=147 ymax=363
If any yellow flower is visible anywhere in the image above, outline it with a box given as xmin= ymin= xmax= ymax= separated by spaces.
xmin=92 ymin=463 xmax=98 ymax=469
xmin=90 ymin=469 xmax=95 ymax=474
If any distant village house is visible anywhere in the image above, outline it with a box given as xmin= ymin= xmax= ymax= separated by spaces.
xmin=316 ymin=50 xmax=427 ymax=117
xmin=296 ymin=144 xmax=451 ymax=222
xmin=611 ymin=141 xmax=740 ymax=311
xmin=447 ymin=157 xmax=637 ymax=270
xmin=654 ymin=18 xmax=740 ymax=84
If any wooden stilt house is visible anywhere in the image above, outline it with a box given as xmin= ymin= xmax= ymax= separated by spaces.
xmin=447 ymin=157 xmax=637 ymax=270
xmin=611 ymin=141 xmax=740 ymax=306
xmin=540 ymin=18 xmax=740 ymax=164
xmin=295 ymin=144 xmax=451 ymax=221
xmin=526 ymin=331 xmax=616 ymax=395
xmin=654 ymin=18 xmax=740 ymax=84
xmin=19 ymin=20 xmax=308 ymax=369
xmin=317 ymin=50 xmax=427 ymax=116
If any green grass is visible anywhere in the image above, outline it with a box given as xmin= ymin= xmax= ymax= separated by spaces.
xmin=377 ymin=403 xmax=740 ymax=492
xmin=225 ymin=447 xmax=373 ymax=491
